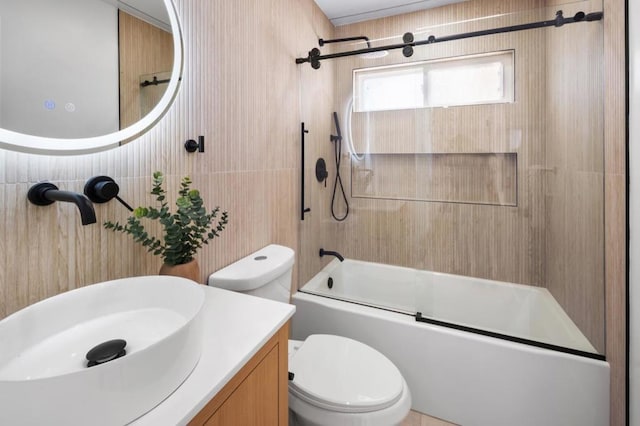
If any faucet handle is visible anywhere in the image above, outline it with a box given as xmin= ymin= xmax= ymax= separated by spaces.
xmin=84 ymin=176 xmax=119 ymax=203
xmin=84 ymin=176 xmax=134 ymax=212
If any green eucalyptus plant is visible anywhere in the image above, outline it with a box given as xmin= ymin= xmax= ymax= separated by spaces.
xmin=104 ymin=171 xmax=228 ymax=266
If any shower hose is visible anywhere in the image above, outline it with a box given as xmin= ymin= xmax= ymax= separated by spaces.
xmin=331 ymin=112 xmax=349 ymax=221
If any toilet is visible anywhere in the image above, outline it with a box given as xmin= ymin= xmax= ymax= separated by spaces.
xmin=208 ymin=244 xmax=411 ymax=426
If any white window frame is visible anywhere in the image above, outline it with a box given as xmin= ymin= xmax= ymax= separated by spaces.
xmin=353 ymin=50 xmax=515 ymax=112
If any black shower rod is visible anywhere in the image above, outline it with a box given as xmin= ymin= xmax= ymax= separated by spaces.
xmin=295 ymin=10 xmax=603 ymax=69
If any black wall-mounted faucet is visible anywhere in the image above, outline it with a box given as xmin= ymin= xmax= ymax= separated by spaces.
xmin=28 ymin=182 xmax=96 ymax=225
xmin=319 ymin=248 xmax=344 ymax=262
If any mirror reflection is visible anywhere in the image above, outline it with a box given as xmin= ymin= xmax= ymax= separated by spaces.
xmin=0 ymin=0 xmax=175 ymax=140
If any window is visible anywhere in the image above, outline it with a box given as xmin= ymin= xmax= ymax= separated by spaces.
xmin=353 ymin=50 xmax=515 ymax=112
xmin=355 ymin=66 xmax=425 ymax=112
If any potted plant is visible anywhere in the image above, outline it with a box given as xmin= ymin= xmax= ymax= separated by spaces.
xmin=104 ymin=171 xmax=228 ymax=283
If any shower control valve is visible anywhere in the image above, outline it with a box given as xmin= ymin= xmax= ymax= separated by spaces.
xmin=316 ymin=158 xmax=328 ymax=187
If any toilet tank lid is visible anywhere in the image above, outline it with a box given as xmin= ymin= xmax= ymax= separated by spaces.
xmin=207 ymin=244 xmax=295 ymax=291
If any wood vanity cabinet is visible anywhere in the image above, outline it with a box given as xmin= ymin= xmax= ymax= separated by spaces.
xmin=189 ymin=322 xmax=290 ymax=426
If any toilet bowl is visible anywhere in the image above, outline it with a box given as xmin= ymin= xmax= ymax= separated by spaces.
xmin=208 ymin=245 xmax=411 ymax=426
xmin=288 ymin=336 xmax=411 ymax=426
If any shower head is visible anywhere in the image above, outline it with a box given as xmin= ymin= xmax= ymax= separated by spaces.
xmin=318 ymin=36 xmax=388 ymax=60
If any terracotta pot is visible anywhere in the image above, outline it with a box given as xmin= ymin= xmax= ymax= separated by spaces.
xmin=159 ymin=259 xmax=201 ymax=284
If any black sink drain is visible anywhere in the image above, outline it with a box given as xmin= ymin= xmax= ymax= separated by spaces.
xmin=86 ymin=339 xmax=127 ymax=367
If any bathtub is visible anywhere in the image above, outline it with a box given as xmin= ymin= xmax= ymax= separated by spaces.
xmin=291 ymin=259 xmax=610 ymax=426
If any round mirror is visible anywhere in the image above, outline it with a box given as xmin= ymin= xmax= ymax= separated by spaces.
xmin=0 ymin=0 xmax=183 ymax=155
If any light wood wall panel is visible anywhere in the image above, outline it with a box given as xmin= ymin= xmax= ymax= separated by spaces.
xmin=351 ymin=153 xmax=517 ymax=206
xmin=543 ymin=1 xmax=605 ymax=353
xmin=297 ymin=27 xmax=337 ymax=287
xmin=0 ymin=0 xmax=333 ymax=318
xmin=602 ymin=0 xmax=627 ymax=423
xmin=310 ymin=0 xmax=548 ymax=288
xmin=119 ymin=11 xmax=174 ymax=129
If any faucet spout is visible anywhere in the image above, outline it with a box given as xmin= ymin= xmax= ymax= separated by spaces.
xmin=28 ymin=182 xmax=97 ymax=225
xmin=319 ymin=248 xmax=344 ymax=262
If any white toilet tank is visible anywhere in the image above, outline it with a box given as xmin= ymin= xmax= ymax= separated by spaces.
xmin=207 ymin=244 xmax=294 ymax=303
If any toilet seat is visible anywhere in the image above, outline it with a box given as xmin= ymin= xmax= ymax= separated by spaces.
xmin=288 ymin=335 xmax=404 ymax=413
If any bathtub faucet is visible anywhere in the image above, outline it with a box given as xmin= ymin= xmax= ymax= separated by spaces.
xmin=319 ymin=248 xmax=344 ymax=262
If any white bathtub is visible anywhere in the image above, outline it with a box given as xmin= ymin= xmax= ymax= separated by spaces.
xmin=292 ymin=259 xmax=610 ymax=426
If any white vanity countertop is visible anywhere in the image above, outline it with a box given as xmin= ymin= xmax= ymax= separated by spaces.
xmin=131 ymin=285 xmax=295 ymax=425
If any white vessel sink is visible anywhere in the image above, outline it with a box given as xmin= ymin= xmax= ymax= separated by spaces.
xmin=0 ymin=276 xmax=205 ymax=425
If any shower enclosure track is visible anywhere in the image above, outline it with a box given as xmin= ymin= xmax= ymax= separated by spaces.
xmin=295 ymin=10 xmax=603 ymax=68
xmin=298 ymin=289 xmax=605 ymax=361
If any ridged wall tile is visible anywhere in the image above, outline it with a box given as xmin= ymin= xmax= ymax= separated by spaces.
xmin=0 ymin=0 xmax=331 ymax=316
xmin=310 ymin=0 xmax=548 ymax=290
xmin=602 ymin=0 xmax=627 ymax=423
xmin=605 ymin=173 xmax=626 ymax=426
